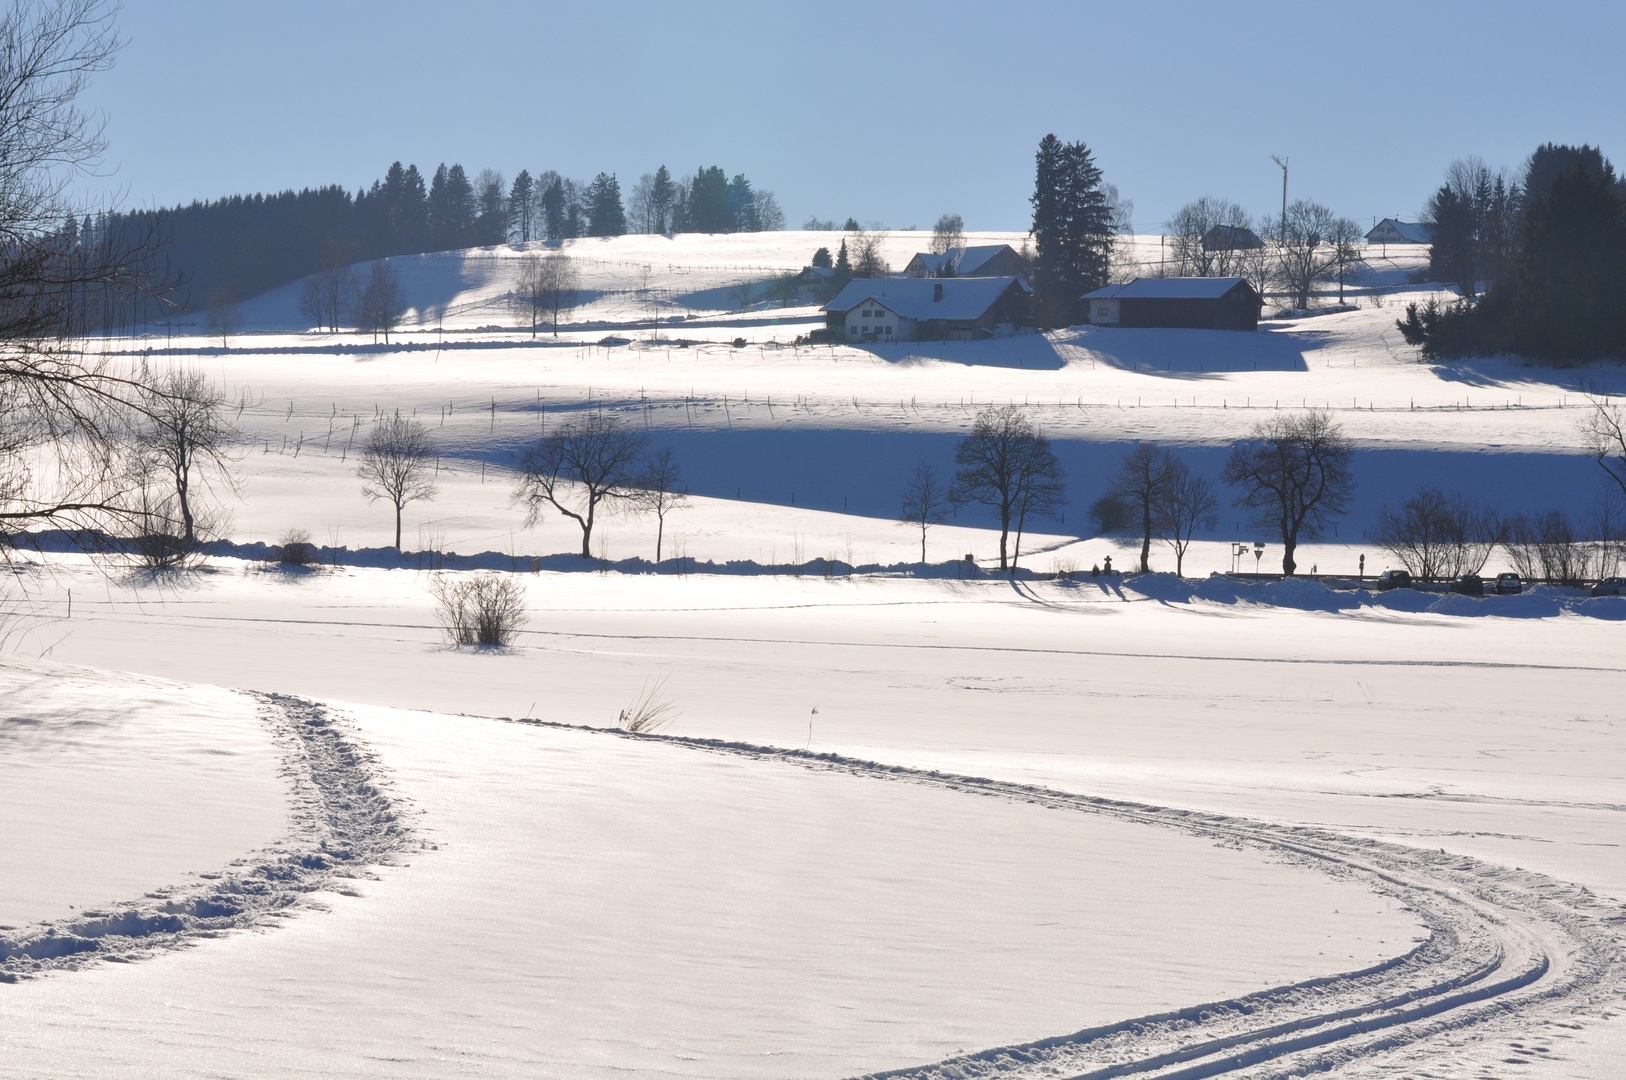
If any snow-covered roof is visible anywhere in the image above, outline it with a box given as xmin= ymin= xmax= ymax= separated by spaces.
xmin=822 ymin=276 xmax=1026 ymax=321
xmin=1366 ymin=218 xmax=1434 ymax=244
xmin=1082 ymin=277 xmax=1253 ymax=300
xmin=906 ymin=245 xmax=1015 ymax=276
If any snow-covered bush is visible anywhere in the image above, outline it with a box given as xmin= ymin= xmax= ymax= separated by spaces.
xmin=430 ymin=572 xmax=527 ymax=647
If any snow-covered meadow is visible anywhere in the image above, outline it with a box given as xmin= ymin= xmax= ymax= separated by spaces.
xmin=5 ymin=230 xmax=1626 ymax=1077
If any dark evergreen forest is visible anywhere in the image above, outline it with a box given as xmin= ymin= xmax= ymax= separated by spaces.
xmin=100 ymin=160 xmax=782 ymax=314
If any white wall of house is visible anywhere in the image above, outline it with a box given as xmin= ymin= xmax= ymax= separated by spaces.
xmin=842 ymin=302 xmax=900 ymax=341
xmin=1090 ymin=298 xmax=1120 ymax=325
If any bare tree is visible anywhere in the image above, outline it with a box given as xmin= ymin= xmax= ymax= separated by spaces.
xmin=515 ymin=412 xmax=648 ymax=558
xmin=929 ymin=213 xmax=964 ymax=256
xmin=1156 ymin=469 xmax=1218 ymax=576
xmin=0 ymin=1 xmax=201 ymax=542
xmin=511 ymin=253 xmax=550 ymax=337
xmin=354 ymin=259 xmax=406 ymax=343
xmin=952 ymin=406 xmax=1066 ymax=571
xmin=1581 ymin=396 xmax=1626 ymax=502
xmin=138 ymin=369 xmax=238 ymax=546
xmin=536 ymin=250 xmax=579 ymax=336
xmin=1273 ymin=200 xmax=1341 ymax=310
xmin=1166 ymin=197 xmax=1252 ymax=277
xmin=1223 ymin=410 xmax=1355 ymax=576
xmin=1101 ymin=442 xmax=1182 ymax=572
xmin=203 ymin=285 xmax=242 ymax=346
xmin=1328 ymin=216 xmax=1364 ymax=304
xmin=300 ymin=244 xmax=355 ymax=332
xmin=430 ymin=572 xmax=527 ymax=646
xmin=753 ymin=190 xmax=785 ymax=232
xmin=1503 ymin=510 xmax=1595 ymax=586
xmin=357 ymin=414 xmax=436 ymax=551
xmin=1374 ymin=487 xmax=1501 ymax=581
xmin=899 ymin=461 xmax=950 ymax=563
xmin=848 ymin=230 xmax=890 ymax=278
xmin=633 ymin=445 xmax=687 ymax=563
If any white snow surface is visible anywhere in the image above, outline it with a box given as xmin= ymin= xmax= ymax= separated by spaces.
xmin=5 ymin=230 xmax=1626 ymax=1076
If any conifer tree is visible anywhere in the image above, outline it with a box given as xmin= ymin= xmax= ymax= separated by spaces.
xmin=541 ymin=174 xmax=567 ymax=241
xmin=587 ymin=173 xmax=627 ymax=236
xmin=650 ymin=165 xmax=675 ymax=234
xmin=509 ymin=170 xmax=535 ymax=243
xmin=1029 ymin=134 xmax=1113 ymax=326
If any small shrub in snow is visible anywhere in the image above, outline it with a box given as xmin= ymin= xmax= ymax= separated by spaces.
xmin=430 ymin=572 xmax=527 ymax=647
xmin=618 ymin=675 xmax=679 ymax=734
xmin=276 ymin=528 xmax=318 ymax=567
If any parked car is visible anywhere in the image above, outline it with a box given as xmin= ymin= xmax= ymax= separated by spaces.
xmin=1373 ymin=569 xmax=1412 ymax=591
xmin=1591 ymin=576 xmax=1626 ymax=597
xmin=1451 ymin=574 xmax=1485 ymax=596
xmin=1494 ymin=572 xmax=1522 ymax=595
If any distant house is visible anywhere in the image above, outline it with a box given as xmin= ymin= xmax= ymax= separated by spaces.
xmin=1083 ymin=277 xmax=1262 ymax=331
xmin=1202 ymin=224 xmax=1264 ymax=251
xmin=822 ymin=276 xmax=1030 ymax=342
xmin=902 ymin=244 xmax=1027 ymax=279
xmin=1365 ymin=218 xmax=1433 ymax=245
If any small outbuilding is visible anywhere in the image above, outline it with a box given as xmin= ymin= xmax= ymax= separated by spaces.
xmin=902 ymin=244 xmax=1027 ymax=279
xmin=822 ymin=276 xmax=1030 ymax=342
xmin=1083 ymin=277 xmax=1262 ymax=331
xmin=1201 ymin=224 xmax=1264 ymax=251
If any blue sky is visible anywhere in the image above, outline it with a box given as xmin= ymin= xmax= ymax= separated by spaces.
xmin=79 ymin=0 xmax=1626 ymax=232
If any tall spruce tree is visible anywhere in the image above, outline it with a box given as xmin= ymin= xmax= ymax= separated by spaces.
xmin=649 ymin=165 xmax=675 ymax=234
xmin=509 ymin=170 xmax=535 ymax=243
xmin=728 ymin=174 xmax=758 ymax=231
xmin=541 ymin=175 xmax=567 ymax=240
xmin=587 ymin=173 xmax=627 ymax=236
xmin=1029 ymin=134 xmax=1113 ymax=326
xmin=686 ymin=166 xmax=731 ymax=233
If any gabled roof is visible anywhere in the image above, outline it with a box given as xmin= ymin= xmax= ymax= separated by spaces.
xmin=822 ymin=276 xmax=1026 ymax=321
xmin=796 ymin=266 xmax=837 ymax=279
xmin=906 ymin=244 xmax=1016 ymax=276
xmin=1202 ymin=224 xmax=1264 ymax=251
xmin=1083 ymin=277 xmax=1254 ymax=300
xmin=1366 ymin=218 xmax=1433 ymax=243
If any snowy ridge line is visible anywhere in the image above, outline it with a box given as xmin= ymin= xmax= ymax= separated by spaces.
xmin=489 ymin=715 xmax=1624 ymax=1078
xmin=0 ymin=694 xmax=408 ymax=981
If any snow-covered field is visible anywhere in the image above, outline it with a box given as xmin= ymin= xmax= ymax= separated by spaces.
xmin=6 ymin=231 xmax=1626 ymax=1077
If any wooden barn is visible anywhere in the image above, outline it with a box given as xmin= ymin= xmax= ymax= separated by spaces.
xmin=902 ymin=244 xmax=1027 ymax=279
xmin=1083 ymin=277 xmax=1263 ymax=331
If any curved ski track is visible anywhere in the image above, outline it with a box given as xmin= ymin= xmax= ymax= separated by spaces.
xmin=588 ymin=728 xmax=1625 ymax=1079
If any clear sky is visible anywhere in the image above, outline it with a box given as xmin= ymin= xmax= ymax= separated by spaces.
xmin=77 ymin=0 xmax=1626 ymax=233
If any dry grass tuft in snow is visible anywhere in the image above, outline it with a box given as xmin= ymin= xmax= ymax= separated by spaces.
xmin=618 ymin=674 xmax=680 ymax=734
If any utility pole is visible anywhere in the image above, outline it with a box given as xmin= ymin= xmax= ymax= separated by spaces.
xmin=1270 ymin=155 xmax=1288 ymax=245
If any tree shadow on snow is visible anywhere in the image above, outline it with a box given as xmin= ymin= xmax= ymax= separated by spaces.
xmin=1056 ymin=327 xmax=1312 ymax=379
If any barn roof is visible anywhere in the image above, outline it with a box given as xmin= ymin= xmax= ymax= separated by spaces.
xmin=1366 ymin=218 xmax=1434 ymax=243
xmin=1083 ymin=277 xmax=1253 ymax=300
xmin=823 ymin=276 xmax=1026 ymax=320
xmin=906 ymin=244 xmax=1015 ymax=276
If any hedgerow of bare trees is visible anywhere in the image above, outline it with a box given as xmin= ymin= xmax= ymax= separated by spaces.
xmin=952 ymin=406 xmax=1066 ymax=571
xmin=1373 ymin=487 xmax=1502 ymax=581
xmin=358 ymin=414 xmax=437 ymax=551
xmin=899 ymin=461 xmax=950 ymax=563
xmin=1223 ymin=410 xmax=1354 ymax=576
xmin=515 ymin=412 xmax=648 ymax=558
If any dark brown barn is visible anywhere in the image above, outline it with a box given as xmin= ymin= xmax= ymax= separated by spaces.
xmin=1083 ymin=277 xmax=1262 ymax=331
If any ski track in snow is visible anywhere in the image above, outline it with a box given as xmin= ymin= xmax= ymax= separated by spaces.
xmin=497 ymin=723 xmax=1622 ymax=1079
xmin=0 ymin=693 xmax=409 ymax=980
xmin=5 ymin=690 xmax=1621 ymax=1076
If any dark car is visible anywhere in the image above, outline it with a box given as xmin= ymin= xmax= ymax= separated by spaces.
xmin=1495 ymin=572 xmax=1522 ymax=595
xmin=1373 ymin=569 xmax=1412 ymax=591
xmin=1591 ymin=576 xmax=1626 ymax=597
xmin=1451 ymin=574 xmax=1485 ymax=596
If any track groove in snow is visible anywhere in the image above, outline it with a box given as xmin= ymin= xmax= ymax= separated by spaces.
xmin=0 ymin=694 xmax=407 ymax=980
xmin=490 ymin=722 xmax=1623 ymax=1078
